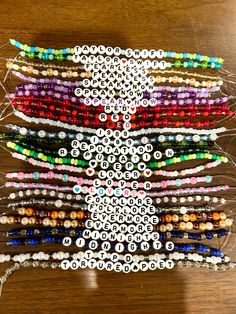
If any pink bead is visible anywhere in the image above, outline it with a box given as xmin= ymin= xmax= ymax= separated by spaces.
xmin=47 ymin=171 xmax=54 ymax=179
xmin=17 ymin=172 xmax=25 ymax=180
xmin=57 ymin=165 xmax=62 ymax=170
xmin=160 ymin=181 xmax=167 ymax=189
xmin=5 ymin=173 xmax=12 ymax=178
xmin=190 ymin=177 xmax=197 ymax=184
xmin=182 ymin=179 xmax=187 ymax=184
xmin=77 ymin=178 xmax=83 ymax=185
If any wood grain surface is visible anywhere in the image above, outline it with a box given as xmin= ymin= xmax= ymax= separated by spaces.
xmin=0 ymin=0 xmax=236 ymax=313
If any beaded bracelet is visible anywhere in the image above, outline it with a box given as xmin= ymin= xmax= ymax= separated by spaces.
xmin=17 ymin=83 xmax=215 ymax=100
xmin=13 ymin=87 xmax=228 ymax=107
xmin=5 ymin=172 xmax=213 ymax=190
xmin=157 ymin=205 xmax=219 ymax=214
xmin=11 ymin=70 xmax=222 ymax=94
xmin=11 ymin=94 xmax=230 ymax=110
xmin=159 ymin=229 xmax=229 ymax=241
xmin=6 ymin=142 xmax=227 ymax=169
xmin=0 ymin=215 xmax=86 ymax=228
xmin=12 ymin=98 xmax=232 ymax=121
xmin=7 ymin=199 xmax=87 ymax=210
xmin=0 ymin=249 xmax=229 ymax=266
xmin=7 ymin=151 xmax=227 ymax=176
xmin=4 ymin=226 xmax=228 ymax=242
xmin=6 ymin=226 xmax=83 ymax=237
xmin=6 ymin=120 xmax=226 ymax=137
xmin=12 ymin=71 xmax=83 ymax=87
xmin=154 ymin=160 xmax=224 ymax=177
xmin=156 ymin=195 xmax=226 ymax=204
xmin=0 ymin=251 xmax=230 ymax=274
xmin=14 ymin=109 xmax=221 ymax=129
xmin=4 ymin=189 xmax=82 ymax=201
xmin=6 ymin=61 xmax=90 ymax=79
xmin=0 ymin=136 xmax=212 ymax=156
xmin=154 ymin=185 xmax=229 ymax=198
xmin=5 ymin=124 xmax=219 ymax=143
xmin=16 ymin=208 xmax=88 ymax=219
xmin=4 ymin=182 xmax=75 ymax=192
xmin=3 ymin=228 xmax=228 ymax=247
xmin=0 ymin=259 xmax=233 ymax=288
xmin=155 ymin=220 xmax=231 ymax=232
xmin=158 ymin=212 xmax=227 ymax=223
xmin=9 ymin=39 xmax=223 ymax=66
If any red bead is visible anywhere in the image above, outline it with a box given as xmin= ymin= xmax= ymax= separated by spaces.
xmin=60 ymin=115 xmax=67 ymax=122
xmin=184 ymin=120 xmax=191 ymax=127
xmin=153 ymin=120 xmax=158 ymax=126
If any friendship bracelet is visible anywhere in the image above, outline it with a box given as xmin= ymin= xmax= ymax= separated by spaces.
xmin=0 ymin=259 xmax=233 ymax=288
xmin=11 ymin=71 xmax=222 ymax=94
xmin=6 ymin=142 xmax=227 ymax=170
xmin=6 ymin=227 xmax=84 ymax=237
xmin=5 ymin=124 xmax=220 ymax=143
xmin=157 ymin=205 xmax=219 ymax=214
xmin=4 ymin=228 xmax=228 ymax=243
xmin=155 ymin=195 xmax=226 ymax=204
xmin=159 ymin=229 xmax=229 ymax=241
xmin=7 ymin=199 xmax=87 ymax=210
xmin=14 ymin=108 xmax=222 ymax=129
xmin=154 ymin=185 xmax=229 ymax=198
xmin=11 ymin=93 xmax=230 ymax=109
xmin=0 ymin=250 xmax=229 ymax=266
xmin=4 ymin=189 xmax=83 ymax=201
xmin=5 ymin=172 xmax=214 ymax=190
xmin=16 ymin=208 xmax=89 ymax=219
xmin=9 ymin=39 xmax=223 ymax=65
xmin=17 ymin=83 xmax=215 ymax=100
xmin=158 ymin=212 xmax=227 ymax=223
xmin=0 ymin=215 xmax=86 ymax=228
xmin=6 ymin=61 xmax=91 ymax=79
xmin=155 ymin=220 xmax=231 ymax=232
xmin=4 ymin=182 xmax=75 ymax=192
xmin=8 ymin=151 xmax=229 ymax=179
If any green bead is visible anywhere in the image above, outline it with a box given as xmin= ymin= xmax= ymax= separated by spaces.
xmin=187 ymin=60 xmax=194 ymax=67
xmin=33 ymin=172 xmax=40 ymax=179
xmin=62 ymin=174 xmax=69 ymax=182
xmin=174 ymin=60 xmax=181 ymax=68
xmin=42 ymin=53 xmax=49 ymax=60
xmin=201 ymin=61 xmax=208 ymax=69
xmin=176 ymin=179 xmax=182 ymax=186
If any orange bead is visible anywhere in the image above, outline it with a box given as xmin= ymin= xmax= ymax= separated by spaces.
xmin=77 ymin=211 xmax=84 ymax=219
xmin=212 ymin=212 xmax=220 ymax=220
xmin=189 ymin=214 xmax=197 ymax=222
xmin=51 ymin=211 xmax=58 ymax=219
xmin=165 ymin=214 xmax=172 ymax=222
xmin=25 ymin=208 xmax=33 ymax=216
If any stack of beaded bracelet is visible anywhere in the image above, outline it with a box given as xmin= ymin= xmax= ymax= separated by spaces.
xmin=0 ymin=39 xmax=234 ymax=287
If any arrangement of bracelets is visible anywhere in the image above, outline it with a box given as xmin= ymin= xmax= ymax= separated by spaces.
xmin=0 ymin=39 xmax=235 ymax=291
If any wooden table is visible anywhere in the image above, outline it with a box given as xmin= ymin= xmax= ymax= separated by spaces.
xmin=0 ymin=0 xmax=235 ymax=313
